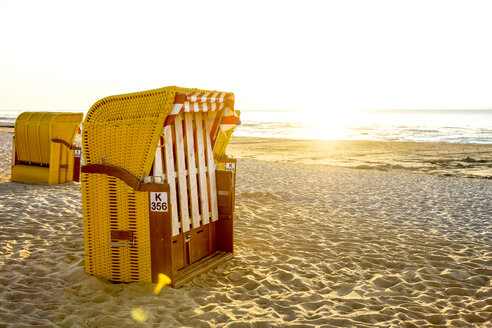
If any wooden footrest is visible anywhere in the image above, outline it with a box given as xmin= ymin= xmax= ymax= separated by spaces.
xmin=173 ymin=251 xmax=233 ymax=287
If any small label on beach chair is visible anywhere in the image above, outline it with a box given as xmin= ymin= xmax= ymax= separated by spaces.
xmin=225 ymin=163 xmax=235 ymax=172
xmin=150 ymin=192 xmax=168 ymax=212
xmin=75 ymin=149 xmax=81 ymax=157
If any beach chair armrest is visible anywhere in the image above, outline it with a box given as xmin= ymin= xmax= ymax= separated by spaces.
xmin=81 ymin=163 xmax=168 ymax=192
xmin=51 ymin=138 xmax=76 ymax=150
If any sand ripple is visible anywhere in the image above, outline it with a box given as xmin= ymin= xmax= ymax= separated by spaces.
xmin=0 ymin=131 xmax=491 ymax=327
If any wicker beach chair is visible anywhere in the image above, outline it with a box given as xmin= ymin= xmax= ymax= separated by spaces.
xmin=10 ymin=112 xmax=83 ymax=184
xmin=81 ymin=86 xmax=239 ymax=286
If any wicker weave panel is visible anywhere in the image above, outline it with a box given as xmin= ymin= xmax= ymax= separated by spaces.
xmin=82 ymin=172 xmax=152 ymax=282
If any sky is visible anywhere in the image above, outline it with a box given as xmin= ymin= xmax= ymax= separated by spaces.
xmin=1 ymin=0 xmax=492 ymax=116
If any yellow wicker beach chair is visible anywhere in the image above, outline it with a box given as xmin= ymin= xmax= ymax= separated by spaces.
xmin=81 ymin=86 xmax=239 ymax=286
xmin=11 ymin=112 xmax=83 ymax=184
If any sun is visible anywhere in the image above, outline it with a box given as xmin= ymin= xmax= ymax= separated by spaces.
xmin=299 ymin=106 xmax=358 ymax=140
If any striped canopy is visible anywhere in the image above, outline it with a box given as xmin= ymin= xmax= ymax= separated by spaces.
xmin=164 ymin=92 xmax=240 ymax=141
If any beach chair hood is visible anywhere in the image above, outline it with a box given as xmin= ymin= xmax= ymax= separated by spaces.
xmin=83 ymin=86 xmax=237 ymax=180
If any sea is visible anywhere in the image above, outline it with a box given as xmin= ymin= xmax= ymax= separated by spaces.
xmin=1 ymin=109 xmax=492 ymax=144
xmin=235 ymin=109 xmax=492 ymax=144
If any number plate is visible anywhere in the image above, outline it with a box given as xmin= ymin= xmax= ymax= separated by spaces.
xmin=225 ymin=162 xmax=235 ymax=172
xmin=150 ymin=192 xmax=168 ymax=212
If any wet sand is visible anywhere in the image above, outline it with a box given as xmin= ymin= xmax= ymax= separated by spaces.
xmin=228 ymin=137 xmax=492 ymax=179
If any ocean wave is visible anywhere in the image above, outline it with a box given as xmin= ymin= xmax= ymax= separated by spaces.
xmin=236 ymin=120 xmax=492 ymax=144
xmin=0 ymin=116 xmax=17 ymax=124
xmin=236 ymin=109 xmax=492 ymax=144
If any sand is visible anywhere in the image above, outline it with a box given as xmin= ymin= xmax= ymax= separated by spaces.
xmin=227 ymin=137 xmax=492 ymax=179
xmin=0 ymin=129 xmax=491 ymax=327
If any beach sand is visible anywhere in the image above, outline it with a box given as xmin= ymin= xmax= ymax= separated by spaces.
xmin=0 ymin=130 xmax=491 ymax=327
xmin=228 ymin=137 xmax=492 ymax=179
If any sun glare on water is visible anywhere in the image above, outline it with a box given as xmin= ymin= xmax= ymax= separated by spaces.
xmin=300 ymin=108 xmax=357 ymax=141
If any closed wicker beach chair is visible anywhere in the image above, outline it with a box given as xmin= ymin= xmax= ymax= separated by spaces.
xmin=11 ymin=112 xmax=83 ymax=184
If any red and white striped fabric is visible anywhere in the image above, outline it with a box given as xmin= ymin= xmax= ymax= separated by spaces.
xmin=219 ymin=107 xmax=240 ymax=132
xmin=163 ymin=93 xmax=185 ymax=127
xmin=184 ymin=92 xmax=227 ymax=113
xmin=164 ymin=92 xmax=239 ymax=133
